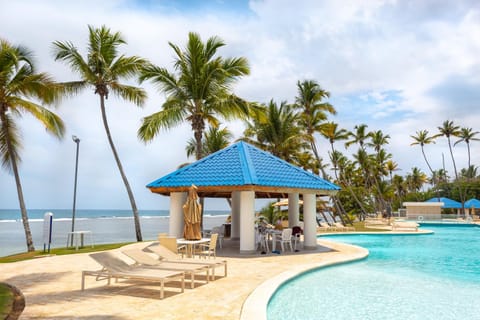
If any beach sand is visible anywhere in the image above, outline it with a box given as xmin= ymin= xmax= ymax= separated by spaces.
xmin=0 ymin=239 xmax=365 ymax=319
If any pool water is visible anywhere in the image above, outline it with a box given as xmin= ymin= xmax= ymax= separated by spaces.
xmin=267 ymin=225 xmax=480 ymax=320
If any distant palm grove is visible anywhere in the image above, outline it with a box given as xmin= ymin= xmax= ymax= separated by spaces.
xmin=1 ymin=26 xmax=479 ymax=252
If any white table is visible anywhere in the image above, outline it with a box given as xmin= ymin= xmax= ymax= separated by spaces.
xmin=67 ymin=231 xmax=94 ymax=250
xmin=176 ymin=238 xmax=210 ymax=257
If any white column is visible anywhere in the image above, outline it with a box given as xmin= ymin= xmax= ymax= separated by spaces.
xmin=169 ymin=192 xmax=187 ymax=238
xmin=303 ymin=193 xmax=317 ymax=250
xmin=240 ymin=190 xmax=256 ymax=254
xmin=288 ymin=193 xmax=300 ymax=227
xmin=231 ymin=191 xmax=241 ymax=240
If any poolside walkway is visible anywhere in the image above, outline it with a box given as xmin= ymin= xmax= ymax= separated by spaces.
xmin=0 ymin=239 xmax=366 ymax=320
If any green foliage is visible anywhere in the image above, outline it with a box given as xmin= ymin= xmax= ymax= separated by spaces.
xmin=0 ymin=243 xmax=133 ymax=263
xmin=0 ymin=283 xmax=13 ymax=319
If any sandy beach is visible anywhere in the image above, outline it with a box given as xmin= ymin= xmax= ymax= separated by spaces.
xmin=0 ymin=239 xmax=366 ymax=319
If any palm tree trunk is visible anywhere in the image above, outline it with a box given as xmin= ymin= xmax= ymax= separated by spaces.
xmin=421 ymin=146 xmax=434 ymax=174
xmin=467 ymin=142 xmax=471 ymax=171
xmin=99 ymin=95 xmax=142 ymax=241
xmin=447 ymin=137 xmax=465 ymax=216
xmin=310 ymin=140 xmax=327 ymax=179
xmin=1 ymin=111 xmax=35 ymax=251
xmin=447 ymin=138 xmax=458 ymax=180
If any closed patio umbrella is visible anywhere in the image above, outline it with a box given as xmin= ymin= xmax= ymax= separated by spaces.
xmin=183 ymin=184 xmax=202 ymax=240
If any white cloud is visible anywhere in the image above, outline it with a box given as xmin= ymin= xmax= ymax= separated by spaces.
xmin=1 ymin=0 xmax=479 ymax=210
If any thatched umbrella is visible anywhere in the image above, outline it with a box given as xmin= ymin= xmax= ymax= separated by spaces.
xmin=183 ymin=184 xmax=202 ymax=240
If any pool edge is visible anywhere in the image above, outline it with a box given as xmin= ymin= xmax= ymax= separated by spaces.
xmin=239 ymin=239 xmax=369 ymax=320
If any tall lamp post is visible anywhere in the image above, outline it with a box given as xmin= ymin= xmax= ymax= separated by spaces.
xmin=70 ymin=135 xmax=80 ymax=246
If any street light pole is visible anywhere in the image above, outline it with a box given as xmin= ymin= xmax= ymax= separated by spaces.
xmin=70 ymin=135 xmax=80 ymax=247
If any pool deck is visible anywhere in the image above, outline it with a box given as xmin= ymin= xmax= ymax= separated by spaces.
xmin=0 ymin=230 xmax=430 ymax=320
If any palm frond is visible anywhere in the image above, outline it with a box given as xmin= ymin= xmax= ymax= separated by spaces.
xmin=52 ymin=40 xmax=93 ymax=80
xmin=138 ymin=101 xmax=186 ymax=142
xmin=14 ymin=99 xmax=65 ymax=138
xmin=110 ymin=83 xmax=147 ymax=106
xmin=0 ymin=113 xmax=22 ymax=171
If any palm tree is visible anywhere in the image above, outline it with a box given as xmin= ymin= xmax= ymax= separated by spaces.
xmin=294 ymin=80 xmax=336 ymax=178
xmin=53 ymin=25 xmax=147 ymax=241
xmin=367 ymin=130 xmax=390 ymax=153
xmin=410 ymin=130 xmax=437 ymax=176
xmin=385 ymin=160 xmax=399 ymax=183
xmin=454 ymin=127 xmax=479 ymax=170
xmin=138 ymin=32 xmax=250 ymax=161
xmin=319 ymin=121 xmax=349 ymax=179
xmin=242 ymin=100 xmax=308 ymax=164
xmin=438 ymin=120 xmax=461 ymax=180
xmin=406 ymin=167 xmax=428 ymax=193
xmin=1 ymin=39 xmax=65 ymax=252
xmin=186 ymin=126 xmax=232 ymax=158
xmin=345 ymin=124 xmax=369 ymax=150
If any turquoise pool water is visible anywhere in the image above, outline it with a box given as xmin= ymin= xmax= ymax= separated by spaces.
xmin=267 ymin=225 xmax=480 ymax=320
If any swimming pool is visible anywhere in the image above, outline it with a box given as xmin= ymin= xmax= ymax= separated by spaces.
xmin=267 ymin=225 xmax=480 ymax=320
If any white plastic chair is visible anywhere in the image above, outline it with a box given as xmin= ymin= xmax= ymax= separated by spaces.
xmin=256 ymin=228 xmax=269 ymax=252
xmin=275 ymin=228 xmax=293 ymax=252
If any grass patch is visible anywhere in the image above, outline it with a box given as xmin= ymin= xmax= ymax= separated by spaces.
xmin=0 ymin=242 xmax=134 ymax=263
xmin=0 ymin=283 xmax=14 ymax=319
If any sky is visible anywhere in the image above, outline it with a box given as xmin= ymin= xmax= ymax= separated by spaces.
xmin=1 ymin=0 xmax=480 ymax=211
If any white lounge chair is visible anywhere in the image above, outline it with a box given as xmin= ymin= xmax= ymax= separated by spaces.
xmin=122 ymin=249 xmax=210 ymax=289
xmin=82 ymin=252 xmax=185 ymax=299
xmin=146 ymin=244 xmax=227 ymax=280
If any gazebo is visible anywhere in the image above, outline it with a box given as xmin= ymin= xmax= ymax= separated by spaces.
xmin=147 ymin=141 xmax=340 ymax=254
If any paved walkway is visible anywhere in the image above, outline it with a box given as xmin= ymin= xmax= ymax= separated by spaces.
xmin=0 ymin=239 xmax=365 ymax=320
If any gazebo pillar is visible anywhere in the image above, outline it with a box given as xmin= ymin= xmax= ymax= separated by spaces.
xmin=239 ymin=190 xmax=256 ymax=254
xmin=169 ymin=192 xmax=187 ymax=238
xmin=288 ymin=193 xmax=300 ymax=227
xmin=303 ymin=193 xmax=317 ymax=250
xmin=231 ymin=191 xmax=241 ymax=240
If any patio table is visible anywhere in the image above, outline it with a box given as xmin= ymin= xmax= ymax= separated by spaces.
xmin=177 ymin=238 xmax=210 ymax=257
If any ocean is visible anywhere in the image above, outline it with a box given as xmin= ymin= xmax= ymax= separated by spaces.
xmin=0 ymin=209 xmax=229 ymax=257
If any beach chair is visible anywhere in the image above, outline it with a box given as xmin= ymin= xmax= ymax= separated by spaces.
xmin=196 ymin=233 xmax=218 ymax=258
xmin=146 ymin=244 xmax=227 ymax=280
xmin=122 ymin=249 xmax=210 ymax=289
xmin=82 ymin=252 xmax=185 ymax=299
xmin=159 ymin=236 xmax=187 ymax=257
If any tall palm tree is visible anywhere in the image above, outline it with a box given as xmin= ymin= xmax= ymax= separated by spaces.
xmin=438 ymin=120 xmax=461 ymax=180
xmin=242 ymin=100 xmax=308 ymax=164
xmin=294 ymin=80 xmax=336 ymax=178
xmin=138 ymin=32 xmax=250 ymax=161
xmin=410 ymin=130 xmax=437 ymax=176
xmin=454 ymin=127 xmax=479 ymax=170
xmin=319 ymin=121 xmax=349 ymax=179
xmin=345 ymin=124 xmax=369 ymax=150
xmin=367 ymin=130 xmax=390 ymax=153
xmin=1 ymin=39 xmax=65 ymax=252
xmin=186 ymin=126 xmax=232 ymax=158
xmin=53 ymin=25 xmax=147 ymax=241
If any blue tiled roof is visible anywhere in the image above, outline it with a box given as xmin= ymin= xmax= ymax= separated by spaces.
xmin=465 ymin=198 xmax=480 ymax=208
xmin=425 ymin=197 xmax=462 ymax=209
xmin=147 ymin=141 xmax=340 ymax=191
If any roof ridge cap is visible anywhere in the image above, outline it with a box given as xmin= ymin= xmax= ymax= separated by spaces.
xmin=238 ymin=142 xmax=257 ymax=184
